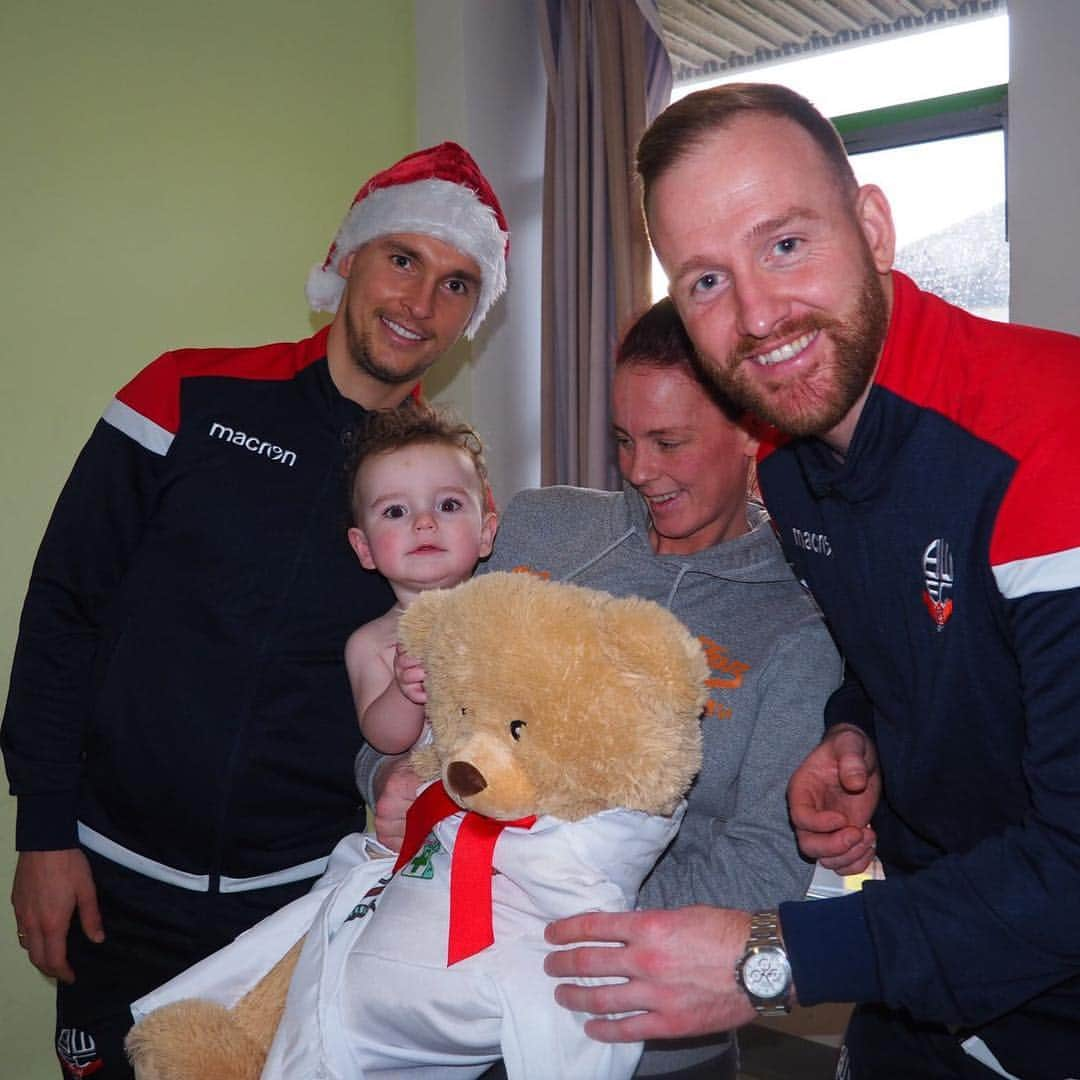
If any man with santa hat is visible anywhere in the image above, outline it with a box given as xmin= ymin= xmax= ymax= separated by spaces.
xmin=1 ymin=142 xmax=509 ymax=1080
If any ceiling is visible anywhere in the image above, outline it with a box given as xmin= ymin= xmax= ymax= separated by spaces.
xmin=656 ymin=0 xmax=1006 ymax=83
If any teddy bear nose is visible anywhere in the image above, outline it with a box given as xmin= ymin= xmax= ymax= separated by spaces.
xmin=447 ymin=761 xmax=487 ymax=798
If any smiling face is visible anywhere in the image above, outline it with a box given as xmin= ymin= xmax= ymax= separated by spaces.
xmin=348 ymin=441 xmax=496 ymax=605
xmin=328 ymin=233 xmax=481 ymax=409
xmin=647 ymin=112 xmax=895 ymax=454
xmin=613 ymin=362 xmax=758 ymax=555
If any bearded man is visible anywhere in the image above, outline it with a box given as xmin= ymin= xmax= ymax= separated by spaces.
xmin=546 ymin=83 xmax=1080 ymax=1080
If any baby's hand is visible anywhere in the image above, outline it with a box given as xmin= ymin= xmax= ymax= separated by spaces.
xmin=394 ymin=644 xmax=427 ymax=705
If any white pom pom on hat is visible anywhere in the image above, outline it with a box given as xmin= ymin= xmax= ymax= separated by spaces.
xmin=306 ymin=142 xmax=509 ymax=340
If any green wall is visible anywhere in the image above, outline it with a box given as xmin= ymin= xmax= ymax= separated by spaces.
xmin=0 ymin=1 xmax=415 ymax=1073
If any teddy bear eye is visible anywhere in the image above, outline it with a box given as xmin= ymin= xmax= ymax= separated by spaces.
xmin=509 ymin=720 xmax=526 ymax=741
xmin=460 ymin=706 xmax=468 ymax=717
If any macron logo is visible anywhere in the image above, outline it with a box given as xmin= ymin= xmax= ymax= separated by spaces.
xmin=791 ymin=527 xmax=832 ymax=557
xmin=209 ymin=422 xmax=297 ymax=467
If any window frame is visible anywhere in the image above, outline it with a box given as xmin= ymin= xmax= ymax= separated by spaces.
xmin=832 ymin=84 xmax=1008 ymax=155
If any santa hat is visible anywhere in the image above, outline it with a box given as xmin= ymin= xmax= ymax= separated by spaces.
xmin=306 ymin=142 xmax=509 ymax=340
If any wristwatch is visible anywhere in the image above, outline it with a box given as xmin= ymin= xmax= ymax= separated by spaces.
xmin=735 ymin=910 xmax=792 ymax=1016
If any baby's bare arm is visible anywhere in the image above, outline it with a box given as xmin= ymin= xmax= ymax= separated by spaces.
xmin=345 ymin=611 xmax=426 ymax=755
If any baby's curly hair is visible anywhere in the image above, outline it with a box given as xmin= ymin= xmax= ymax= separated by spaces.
xmin=345 ymin=401 xmax=492 ymax=525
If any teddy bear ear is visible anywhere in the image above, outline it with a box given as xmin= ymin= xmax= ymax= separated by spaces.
xmin=601 ymin=594 xmax=707 ymax=688
xmin=399 ymin=589 xmax=449 ymax=659
xmin=599 ymin=595 xmax=708 ymax=756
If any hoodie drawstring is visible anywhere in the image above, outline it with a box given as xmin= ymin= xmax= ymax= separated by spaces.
xmin=562 ymin=527 xmax=637 ymax=583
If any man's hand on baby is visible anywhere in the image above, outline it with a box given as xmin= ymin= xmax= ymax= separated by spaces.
xmin=394 ymin=644 xmax=427 ymax=705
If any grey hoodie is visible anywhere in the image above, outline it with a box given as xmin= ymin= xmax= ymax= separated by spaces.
xmin=483 ymin=485 xmax=841 ymax=1078
xmin=483 ymin=485 xmax=840 ymax=915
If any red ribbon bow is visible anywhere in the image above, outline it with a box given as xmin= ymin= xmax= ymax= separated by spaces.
xmin=393 ymin=780 xmax=536 ymax=966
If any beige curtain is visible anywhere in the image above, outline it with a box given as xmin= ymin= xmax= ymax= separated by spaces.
xmin=539 ymin=0 xmax=672 ymax=489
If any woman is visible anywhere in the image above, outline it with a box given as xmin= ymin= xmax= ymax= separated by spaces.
xmin=481 ymin=297 xmax=841 ymax=1079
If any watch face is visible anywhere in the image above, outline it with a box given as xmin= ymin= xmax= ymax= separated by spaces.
xmin=743 ymin=947 xmax=790 ymax=1001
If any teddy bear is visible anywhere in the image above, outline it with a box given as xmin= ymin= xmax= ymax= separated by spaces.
xmin=125 ymin=571 xmax=707 ymax=1080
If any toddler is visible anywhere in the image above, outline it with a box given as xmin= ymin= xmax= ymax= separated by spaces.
xmin=344 ymin=403 xmax=496 ymax=754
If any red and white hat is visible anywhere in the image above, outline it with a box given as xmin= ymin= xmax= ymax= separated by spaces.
xmin=306 ymin=142 xmax=509 ymax=340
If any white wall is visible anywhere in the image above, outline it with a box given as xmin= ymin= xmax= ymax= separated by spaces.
xmin=414 ymin=0 xmax=546 ymax=505
xmin=1007 ymin=0 xmax=1080 ymax=335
